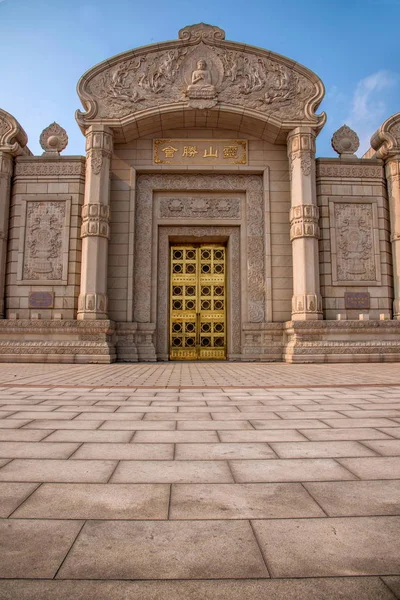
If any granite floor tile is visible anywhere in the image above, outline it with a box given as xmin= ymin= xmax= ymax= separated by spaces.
xmin=340 ymin=410 xmax=400 ymax=419
xmin=275 ymin=411 xmax=347 ymax=419
xmin=144 ymin=413 xmax=212 ymax=420
xmin=75 ymin=413 xmax=144 ymax=420
xmin=304 ymin=480 xmax=400 ymax=516
xmin=250 ymin=419 xmax=328 ymax=429
xmin=0 ymin=405 xmax=60 ymax=412
xmin=0 ymin=420 xmax=32 ymax=429
xmin=252 ymin=516 xmax=400 ymax=577
xmin=170 ymin=482 xmax=325 ymax=519
xmin=57 ymin=520 xmax=268 ymax=580
xmin=175 ymin=443 xmax=276 ymax=460
xmin=12 ymin=483 xmax=170 ymax=520
xmin=71 ymin=442 xmax=174 ymax=460
xmin=42 ymin=430 xmax=133 ymax=443
xmin=229 ymin=458 xmax=356 ymax=482
xmin=0 ymin=482 xmax=39 ymax=517
xmin=362 ymin=439 xmax=400 ymax=455
xmin=54 ymin=406 xmax=118 ymax=413
xmin=110 ymin=460 xmax=234 ymax=483
xmin=0 ymin=429 xmax=51 ymax=442
xmin=321 ymin=418 xmax=399 ymax=428
xmin=0 ymin=441 xmax=79 ymax=459
xmin=382 ymin=577 xmax=400 ymax=599
xmin=178 ymin=406 xmax=238 ymax=412
xmin=132 ymin=431 xmax=219 ymax=443
xmin=23 ymin=419 xmax=104 ymax=430
xmin=0 ymin=411 xmax=18 ymax=418
xmin=378 ymin=427 xmax=400 ymax=438
xmin=8 ymin=412 xmax=78 ymax=420
xmin=177 ymin=420 xmax=253 ymax=430
xmin=0 ymin=578 xmax=394 ymax=600
xmin=269 ymin=441 xmax=377 ymax=459
xmin=100 ymin=420 xmax=176 ymax=430
xmin=0 ymin=518 xmax=83 ymax=578
xmin=338 ymin=457 xmax=400 ymax=479
xmin=0 ymin=459 xmax=117 ymax=482
xmin=211 ymin=412 xmax=280 ymax=420
xmin=218 ymin=430 xmax=308 ymax=442
xmin=299 ymin=428 xmax=392 ymax=441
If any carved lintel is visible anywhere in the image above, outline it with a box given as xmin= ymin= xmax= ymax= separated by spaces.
xmin=290 ymin=204 xmax=320 ymax=240
xmin=81 ymin=203 xmax=110 ymax=239
xmin=292 ymin=293 xmax=322 ymax=315
xmin=77 ymin=293 xmax=108 ymax=316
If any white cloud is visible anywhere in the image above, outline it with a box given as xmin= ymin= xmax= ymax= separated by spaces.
xmin=346 ymin=70 xmax=397 ymax=154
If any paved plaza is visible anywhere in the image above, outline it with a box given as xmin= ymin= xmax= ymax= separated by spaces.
xmin=0 ymin=363 xmax=400 ymax=599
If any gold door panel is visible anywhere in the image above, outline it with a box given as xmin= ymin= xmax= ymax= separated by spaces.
xmin=170 ymin=244 xmax=226 ymax=360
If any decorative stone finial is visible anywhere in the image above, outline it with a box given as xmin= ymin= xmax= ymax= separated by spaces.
xmin=40 ymin=122 xmax=68 ymax=155
xmin=178 ymin=23 xmax=225 ymax=42
xmin=331 ymin=124 xmax=359 ymax=158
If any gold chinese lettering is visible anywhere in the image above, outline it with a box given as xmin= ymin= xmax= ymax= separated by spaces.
xmin=161 ymin=145 xmax=178 ymax=158
xmin=223 ymin=145 xmax=239 ymax=159
xmin=182 ymin=145 xmax=198 ymax=158
xmin=203 ymin=145 xmax=218 ymax=158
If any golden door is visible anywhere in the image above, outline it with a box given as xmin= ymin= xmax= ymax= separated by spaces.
xmin=169 ymin=244 xmax=226 ymax=360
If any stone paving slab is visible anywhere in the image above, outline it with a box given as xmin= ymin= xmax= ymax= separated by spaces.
xmin=0 ymin=578 xmax=397 ymax=600
xmin=1 ymin=364 xmax=400 ymax=597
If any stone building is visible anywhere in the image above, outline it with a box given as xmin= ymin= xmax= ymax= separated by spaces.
xmin=1 ymin=23 xmax=400 ymax=363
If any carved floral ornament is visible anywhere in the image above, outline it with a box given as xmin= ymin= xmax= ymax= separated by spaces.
xmin=331 ymin=124 xmax=359 ymax=157
xmin=76 ymin=23 xmax=325 ymax=131
xmin=39 ymin=122 xmax=68 ymax=155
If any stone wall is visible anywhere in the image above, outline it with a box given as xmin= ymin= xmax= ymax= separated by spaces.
xmin=316 ymin=158 xmax=393 ymax=320
xmin=5 ymin=156 xmax=85 ymax=320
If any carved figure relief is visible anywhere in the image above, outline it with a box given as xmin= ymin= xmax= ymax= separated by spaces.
xmin=23 ymin=202 xmax=66 ymax=280
xmin=77 ymin=23 xmax=324 ymax=126
xmin=333 ymin=203 xmax=378 ymax=282
xmin=159 ymin=197 xmax=240 ymax=219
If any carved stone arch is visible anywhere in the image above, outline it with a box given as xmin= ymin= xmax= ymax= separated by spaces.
xmin=371 ymin=112 xmax=400 ymax=159
xmin=75 ymin=23 xmax=326 ymax=144
xmin=0 ymin=108 xmax=31 ymax=156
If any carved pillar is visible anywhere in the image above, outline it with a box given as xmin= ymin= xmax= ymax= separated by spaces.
xmin=77 ymin=125 xmax=113 ymax=320
xmin=386 ymin=158 xmax=400 ymax=318
xmin=287 ymin=126 xmax=322 ymax=320
xmin=0 ymin=152 xmax=13 ymax=318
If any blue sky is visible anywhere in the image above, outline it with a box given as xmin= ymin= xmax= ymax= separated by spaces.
xmin=1 ymin=0 xmax=399 ymax=157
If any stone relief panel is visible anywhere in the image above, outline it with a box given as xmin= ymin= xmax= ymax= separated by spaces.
xmin=134 ymin=174 xmax=265 ymax=325
xmin=159 ymin=196 xmax=241 ymax=219
xmin=17 ymin=198 xmax=71 ymax=284
xmin=157 ymin=227 xmax=241 ymax=359
xmin=329 ymin=200 xmax=381 ymax=286
xmin=77 ymin=23 xmax=324 ymax=127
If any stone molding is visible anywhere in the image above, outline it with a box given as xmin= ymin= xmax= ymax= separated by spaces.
xmin=290 ymin=204 xmax=319 ymax=240
xmin=14 ymin=158 xmax=86 ymax=178
xmin=81 ymin=203 xmax=110 ymax=239
xmin=317 ymin=161 xmax=383 ymax=179
xmin=76 ymin=23 xmax=325 ymax=134
xmin=135 ymin=173 xmax=266 ymax=325
xmin=159 ymin=196 xmax=241 ymax=219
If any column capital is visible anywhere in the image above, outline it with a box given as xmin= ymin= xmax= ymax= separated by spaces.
xmin=85 ymin=125 xmax=113 ymax=175
xmin=287 ymin=128 xmax=316 ymax=178
xmin=0 ymin=152 xmax=13 ymax=180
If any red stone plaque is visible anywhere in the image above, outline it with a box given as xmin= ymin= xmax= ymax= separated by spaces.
xmin=344 ymin=292 xmax=370 ymax=310
xmin=28 ymin=292 xmax=55 ymax=309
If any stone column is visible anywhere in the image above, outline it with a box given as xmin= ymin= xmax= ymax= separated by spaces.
xmin=385 ymin=158 xmax=400 ymax=319
xmin=287 ymin=126 xmax=322 ymax=320
xmin=77 ymin=125 xmax=113 ymax=320
xmin=0 ymin=152 xmax=13 ymax=318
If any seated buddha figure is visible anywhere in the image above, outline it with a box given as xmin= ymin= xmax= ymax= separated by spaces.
xmin=187 ymin=59 xmax=215 ymax=98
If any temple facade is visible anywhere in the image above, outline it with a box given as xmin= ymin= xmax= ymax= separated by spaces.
xmin=1 ymin=22 xmax=400 ymax=363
